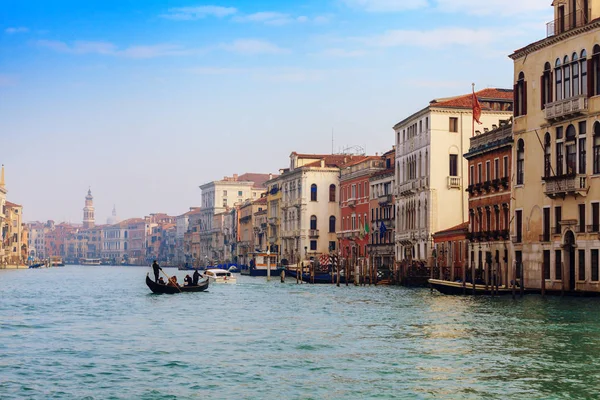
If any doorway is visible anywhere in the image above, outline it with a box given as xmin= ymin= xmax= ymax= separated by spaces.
xmin=564 ymin=230 xmax=576 ymax=291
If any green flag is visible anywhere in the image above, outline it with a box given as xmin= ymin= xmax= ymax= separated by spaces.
xmin=364 ymin=222 xmax=370 ymax=236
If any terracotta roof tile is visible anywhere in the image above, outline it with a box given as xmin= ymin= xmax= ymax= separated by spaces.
xmin=237 ymin=173 xmax=274 ymax=188
xmin=5 ymin=201 xmax=21 ymax=207
xmin=430 ymin=88 xmax=513 ymax=109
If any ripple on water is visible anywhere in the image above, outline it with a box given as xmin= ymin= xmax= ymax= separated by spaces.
xmin=3 ymin=267 xmax=600 ymax=399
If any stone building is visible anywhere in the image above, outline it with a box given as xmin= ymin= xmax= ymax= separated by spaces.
xmin=394 ymin=88 xmax=513 ymax=264
xmin=82 ymin=189 xmax=95 ymax=229
xmin=464 ymin=121 xmax=513 ymax=285
xmin=509 ymin=0 xmax=600 ymax=293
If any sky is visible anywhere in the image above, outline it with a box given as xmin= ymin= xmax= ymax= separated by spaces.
xmin=1 ymin=0 xmax=553 ymax=224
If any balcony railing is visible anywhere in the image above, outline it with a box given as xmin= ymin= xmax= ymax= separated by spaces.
xmin=587 ymin=224 xmax=600 ymax=233
xmin=309 ymin=229 xmax=319 ymax=237
xmin=398 ymin=180 xmax=418 ymax=196
xmin=547 ymin=9 xmax=588 ymax=38
xmin=378 ymin=194 xmax=393 ymax=205
xmin=447 ymin=176 xmax=462 ymax=189
xmin=347 ymin=199 xmax=356 ymax=208
xmin=543 ymin=174 xmax=587 ymax=198
xmin=544 ymin=95 xmax=588 ymax=120
xmin=268 ymin=217 xmax=279 ymax=225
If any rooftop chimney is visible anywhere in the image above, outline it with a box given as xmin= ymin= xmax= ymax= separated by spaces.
xmin=233 ymin=174 xmax=238 ymax=181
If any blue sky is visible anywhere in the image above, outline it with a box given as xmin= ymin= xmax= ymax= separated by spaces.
xmin=1 ymin=0 xmax=552 ymax=223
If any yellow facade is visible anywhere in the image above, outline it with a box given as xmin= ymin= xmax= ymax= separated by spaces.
xmin=510 ymin=0 xmax=600 ymax=292
xmin=265 ymin=175 xmax=282 ymax=257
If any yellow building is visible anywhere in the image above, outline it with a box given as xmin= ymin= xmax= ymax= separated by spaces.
xmin=5 ymin=201 xmax=25 ymax=266
xmin=509 ymin=0 xmax=600 ymax=293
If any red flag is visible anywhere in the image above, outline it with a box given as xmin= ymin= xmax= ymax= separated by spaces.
xmin=472 ymin=89 xmax=482 ymax=125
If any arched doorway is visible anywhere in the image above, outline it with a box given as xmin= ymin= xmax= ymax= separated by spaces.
xmin=564 ymin=230 xmax=576 ymax=291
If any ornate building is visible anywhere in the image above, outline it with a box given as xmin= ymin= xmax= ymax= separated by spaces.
xmin=83 ymin=188 xmax=95 ymax=229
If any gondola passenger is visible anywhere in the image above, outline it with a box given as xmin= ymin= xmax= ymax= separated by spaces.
xmin=184 ymin=274 xmax=192 ymax=286
xmin=158 ymin=277 xmax=166 ymax=285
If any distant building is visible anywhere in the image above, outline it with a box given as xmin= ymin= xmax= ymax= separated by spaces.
xmin=83 ymin=189 xmax=95 ymax=229
xmin=107 ymin=205 xmax=119 ymax=225
xmin=0 ymin=165 xmax=8 ymax=264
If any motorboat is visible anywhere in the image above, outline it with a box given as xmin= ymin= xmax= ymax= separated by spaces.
xmin=80 ymin=258 xmax=101 ymax=265
xmin=204 ymin=268 xmax=237 ymax=284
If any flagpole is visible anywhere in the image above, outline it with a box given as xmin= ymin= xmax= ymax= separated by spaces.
xmin=472 ymin=83 xmax=475 ymax=137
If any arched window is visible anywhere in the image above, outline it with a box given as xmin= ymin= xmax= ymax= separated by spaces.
xmin=572 ymin=52 xmax=580 ymax=96
xmin=541 ymin=62 xmax=552 ymax=109
xmin=544 ymin=133 xmax=551 ymax=177
xmin=310 ymin=215 xmax=317 ymax=230
xmin=594 ymin=122 xmax=600 ymax=174
xmin=329 ymin=184 xmax=336 ymax=202
xmin=517 ymin=139 xmax=525 ymax=185
xmin=581 ymin=49 xmax=588 ymax=96
xmin=310 ymin=184 xmax=317 ymax=201
xmin=555 ymin=59 xmax=563 ymax=101
xmin=515 ymin=72 xmax=527 ymax=116
xmin=329 ymin=216 xmax=336 ymax=233
xmin=566 ymin=125 xmax=577 ymax=174
xmin=564 ymin=55 xmax=571 ymax=98
xmin=593 ymin=45 xmax=600 ymax=96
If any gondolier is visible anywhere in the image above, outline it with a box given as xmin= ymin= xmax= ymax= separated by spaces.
xmin=152 ymin=260 xmax=162 ymax=283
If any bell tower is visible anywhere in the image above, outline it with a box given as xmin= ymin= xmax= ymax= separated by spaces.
xmin=83 ymin=188 xmax=95 ymax=229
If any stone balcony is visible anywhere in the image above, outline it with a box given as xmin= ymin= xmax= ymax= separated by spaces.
xmin=447 ymin=176 xmax=461 ymax=190
xmin=268 ymin=217 xmax=279 ymax=225
xmin=542 ymin=174 xmax=588 ymax=199
xmin=309 ymin=229 xmax=319 ymax=238
xmin=378 ymin=194 xmax=393 ymax=205
xmin=544 ymin=95 xmax=588 ymax=121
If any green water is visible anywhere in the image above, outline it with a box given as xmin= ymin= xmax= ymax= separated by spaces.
xmin=1 ymin=266 xmax=599 ymax=399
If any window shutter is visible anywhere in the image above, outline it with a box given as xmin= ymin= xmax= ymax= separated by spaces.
xmin=588 ymin=58 xmax=594 ymax=97
xmin=523 ymin=81 xmax=528 ymax=115
xmin=514 ymin=83 xmax=519 ymax=117
xmin=541 ymin=75 xmax=545 ymax=110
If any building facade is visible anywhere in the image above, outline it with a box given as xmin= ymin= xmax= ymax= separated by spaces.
xmin=369 ymin=149 xmax=396 ymax=274
xmin=464 ymin=121 xmax=513 ymax=285
xmin=83 ymin=189 xmax=95 ymax=229
xmin=509 ymin=0 xmax=600 ymax=292
xmin=394 ymin=88 xmax=514 ymax=265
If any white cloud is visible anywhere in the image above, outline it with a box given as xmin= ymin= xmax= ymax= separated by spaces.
xmin=188 ymin=67 xmax=246 ymax=75
xmin=233 ymin=12 xmax=295 ymax=26
xmin=221 ymin=39 xmax=289 ymax=55
xmin=434 ymin=0 xmax=550 ymax=17
xmin=342 ymin=0 xmax=428 ymax=12
xmin=35 ymin=40 xmax=192 ymax=58
xmin=160 ymin=5 xmax=237 ymax=20
xmin=316 ymin=48 xmax=367 ymax=57
xmin=360 ymin=27 xmax=496 ymax=48
xmin=5 ymin=27 xmax=29 ymax=34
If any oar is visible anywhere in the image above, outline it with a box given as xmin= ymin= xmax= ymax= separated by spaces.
xmin=158 ymin=267 xmax=182 ymax=293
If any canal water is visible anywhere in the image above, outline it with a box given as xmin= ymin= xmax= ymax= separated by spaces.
xmin=1 ymin=266 xmax=600 ymax=399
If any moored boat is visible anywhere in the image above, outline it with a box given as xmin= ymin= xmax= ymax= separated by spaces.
xmin=285 ymin=268 xmax=353 ymax=284
xmin=146 ymin=274 xmax=209 ymax=294
xmin=428 ymin=279 xmax=526 ymax=296
xmin=80 ymin=258 xmax=101 ymax=266
xmin=50 ymin=257 xmax=65 ymax=267
xmin=28 ymin=263 xmax=46 ymax=269
xmin=204 ymin=268 xmax=237 ymax=284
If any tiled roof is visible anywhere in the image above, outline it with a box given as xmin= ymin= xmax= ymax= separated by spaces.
xmin=430 ymin=88 xmax=513 ymax=109
xmin=300 ymin=154 xmax=368 ymax=168
xmin=341 ymin=155 xmax=381 ymax=168
xmin=253 ymin=197 xmax=268 ymax=205
xmin=237 ymin=173 xmax=274 ymax=188
xmin=183 ymin=208 xmax=202 ymax=216
xmin=433 ymin=222 xmax=469 ymax=236
xmin=5 ymin=201 xmax=21 ymax=207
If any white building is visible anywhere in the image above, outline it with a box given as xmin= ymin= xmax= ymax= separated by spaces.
xmin=0 ymin=165 xmax=6 ymax=263
xmin=394 ymin=88 xmax=513 ymax=262
xmin=199 ymin=173 xmax=271 ymax=263
xmin=280 ymin=152 xmax=364 ymax=263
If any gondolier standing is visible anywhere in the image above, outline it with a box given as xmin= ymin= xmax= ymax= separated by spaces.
xmin=152 ymin=260 xmax=162 ymax=283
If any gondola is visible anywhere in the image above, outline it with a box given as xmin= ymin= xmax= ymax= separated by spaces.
xmin=428 ymin=278 xmax=521 ymax=296
xmin=146 ymin=273 xmax=209 ymax=294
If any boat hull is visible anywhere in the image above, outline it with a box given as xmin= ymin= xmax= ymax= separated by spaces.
xmin=285 ymin=269 xmax=353 ymax=284
xmin=146 ymin=274 xmax=209 ymax=294
xmin=429 ymin=279 xmax=519 ymax=296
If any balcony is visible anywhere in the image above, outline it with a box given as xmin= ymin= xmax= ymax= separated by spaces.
xmin=543 ymin=174 xmax=587 ymax=199
xmin=587 ymin=225 xmax=600 ymax=233
xmin=447 ymin=176 xmax=461 ymax=190
xmin=398 ymin=180 xmax=417 ymax=196
xmin=547 ymin=9 xmax=588 ymax=38
xmin=268 ymin=217 xmax=279 ymax=225
xmin=378 ymin=194 xmax=393 ymax=205
xmin=309 ymin=229 xmax=319 ymax=238
xmin=544 ymin=95 xmax=588 ymax=121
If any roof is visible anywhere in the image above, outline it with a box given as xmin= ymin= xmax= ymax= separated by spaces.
xmin=182 ymin=207 xmax=202 ymax=216
xmin=253 ymin=197 xmax=268 ymax=205
xmin=5 ymin=201 xmax=21 ymax=208
xmin=432 ymin=222 xmax=469 ymax=238
xmin=341 ymin=155 xmax=381 ymax=168
xmin=301 ymin=154 xmax=368 ymax=168
xmin=430 ymin=88 xmax=513 ymax=109
xmin=237 ymin=173 xmax=274 ymax=188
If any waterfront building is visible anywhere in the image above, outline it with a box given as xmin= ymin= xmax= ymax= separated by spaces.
xmin=253 ymin=197 xmax=268 ymax=254
xmin=44 ymin=222 xmax=78 ymax=258
xmin=280 ymin=152 xmax=364 ymax=263
xmin=432 ymin=222 xmax=469 ymax=281
xmin=0 ymin=165 xmax=7 ymax=264
xmin=210 ymin=211 xmax=227 ymax=264
xmin=4 ymin=201 xmax=25 ymax=265
xmin=222 ymin=208 xmax=237 ymax=263
xmin=183 ymin=208 xmax=203 ymax=266
xmin=28 ymin=221 xmax=49 ymax=260
xmin=199 ymin=173 xmax=272 ymax=263
xmin=338 ymin=156 xmax=385 ymax=261
xmin=509 ymin=0 xmax=600 ymax=292
xmin=394 ymin=88 xmax=513 ymax=264
xmin=238 ymin=200 xmax=255 ymax=266
xmin=464 ymin=121 xmax=513 ymax=285
xmin=85 ymin=225 xmax=104 ymax=259
xmin=65 ymin=230 xmax=88 ymax=263
xmin=368 ymin=148 xmax=396 ymax=276
xmin=176 ymin=207 xmax=199 ymax=264
xmin=82 ymin=189 xmax=95 ymax=229
xmin=265 ymin=174 xmax=283 ymax=257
